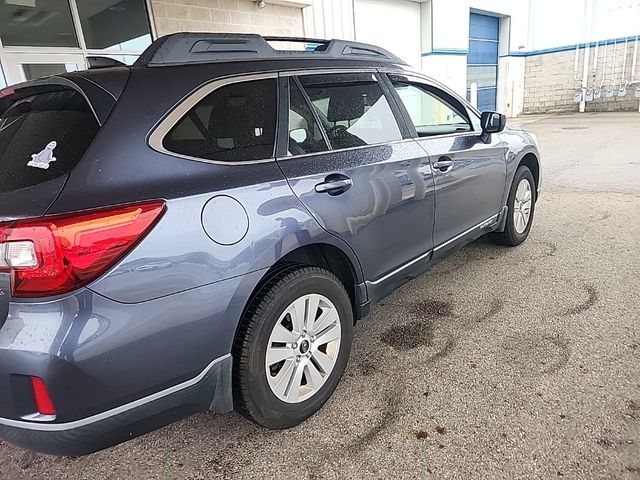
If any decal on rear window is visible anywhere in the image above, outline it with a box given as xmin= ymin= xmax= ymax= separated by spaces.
xmin=27 ymin=141 xmax=57 ymax=170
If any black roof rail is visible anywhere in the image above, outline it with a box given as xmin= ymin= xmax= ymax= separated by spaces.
xmin=87 ymin=56 xmax=126 ymax=69
xmin=134 ymin=32 xmax=406 ymax=67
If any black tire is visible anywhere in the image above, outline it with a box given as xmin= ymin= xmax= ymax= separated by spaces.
xmin=232 ymin=266 xmax=353 ymax=429
xmin=489 ymin=165 xmax=536 ymax=246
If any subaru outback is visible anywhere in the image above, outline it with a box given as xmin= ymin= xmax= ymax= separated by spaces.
xmin=0 ymin=33 xmax=541 ymax=456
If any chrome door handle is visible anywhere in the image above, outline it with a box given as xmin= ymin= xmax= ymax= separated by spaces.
xmin=314 ymin=175 xmax=353 ymax=195
xmin=433 ymin=157 xmax=454 ymax=172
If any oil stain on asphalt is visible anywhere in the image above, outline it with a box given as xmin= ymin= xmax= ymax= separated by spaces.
xmin=563 ymin=284 xmax=598 ymax=316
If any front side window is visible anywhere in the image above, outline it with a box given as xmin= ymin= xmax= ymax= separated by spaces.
xmin=298 ymin=74 xmax=402 ymax=150
xmin=163 ymin=79 xmax=277 ymax=162
xmin=392 ymin=82 xmax=472 ymax=137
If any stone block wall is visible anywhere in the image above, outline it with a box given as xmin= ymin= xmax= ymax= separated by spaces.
xmin=523 ymin=41 xmax=640 ymax=114
xmin=151 ymin=0 xmax=304 ymax=37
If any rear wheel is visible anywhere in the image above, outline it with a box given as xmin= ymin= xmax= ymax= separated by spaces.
xmin=232 ymin=267 xmax=353 ymax=429
xmin=489 ymin=165 xmax=536 ymax=246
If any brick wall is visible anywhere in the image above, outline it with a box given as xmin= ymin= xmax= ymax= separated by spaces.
xmin=150 ymin=0 xmax=304 ymax=37
xmin=523 ymin=41 xmax=640 ymax=114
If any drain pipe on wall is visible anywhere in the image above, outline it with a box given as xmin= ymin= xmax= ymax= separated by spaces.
xmin=579 ymin=0 xmax=594 ymax=113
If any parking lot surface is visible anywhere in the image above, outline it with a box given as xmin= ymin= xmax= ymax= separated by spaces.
xmin=1 ymin=112 xmax=639 ymax=479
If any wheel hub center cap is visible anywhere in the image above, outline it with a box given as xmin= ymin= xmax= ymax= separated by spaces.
xmin=299 ymin=339 xmax=310 ymax=354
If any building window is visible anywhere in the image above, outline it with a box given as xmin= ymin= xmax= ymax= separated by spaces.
xmin=0 ymin=1 xmax=79 ymax=47
xmin=75 ymin=0 xmax=151 ymax=52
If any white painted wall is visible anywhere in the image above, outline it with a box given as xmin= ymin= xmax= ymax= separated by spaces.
xmin=302 ymin=0 xmax=356 ymax=41
xmin=353 ymin=0 xmax=422 ymax=68
xmin=529 ymin=0 xmax=640 ymax=51
xmin=302 ymin=0 xmax=640 ymax=115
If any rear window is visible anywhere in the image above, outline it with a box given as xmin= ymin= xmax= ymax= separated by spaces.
xmin=0 ymin=88 xmax=99 ymax=193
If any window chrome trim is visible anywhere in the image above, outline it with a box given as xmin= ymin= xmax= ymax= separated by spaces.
xmin=147 ymin=72 xmax=279 ymax=166
xmin=277 ymin=137 xmax=420 ymax=162
xmin=148 ymin=66 xmax=486 ymax=166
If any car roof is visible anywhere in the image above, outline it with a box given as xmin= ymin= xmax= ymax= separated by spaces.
xmin=134 ymin=33 xmax=407 ymax=68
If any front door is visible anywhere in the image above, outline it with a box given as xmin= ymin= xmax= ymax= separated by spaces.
xmin=387 ymin=74 xmax=507 ymax=253
xmin=1 ymin=53 xmax=85 ymax=85
xmin=276 ymin=72 xmax=435 ymax=287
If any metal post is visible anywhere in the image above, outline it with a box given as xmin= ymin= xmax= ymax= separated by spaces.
xmin=470 ymin=82 xmax=478 ymax=108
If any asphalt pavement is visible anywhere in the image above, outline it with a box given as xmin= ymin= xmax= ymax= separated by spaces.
xmin=1 ymin=112 xmax=639 ymax=480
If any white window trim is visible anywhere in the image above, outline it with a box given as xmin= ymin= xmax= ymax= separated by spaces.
xmin=0 ymin=0 xmax=156 ymax=85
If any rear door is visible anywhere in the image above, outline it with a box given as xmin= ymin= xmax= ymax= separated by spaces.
xmin=0 ymin=84 xmax=101 ymax=221
xmin=276 ymin=71 xmax=435 ymax=289
xmin=386 ymin=73 xmax=507 ymax=253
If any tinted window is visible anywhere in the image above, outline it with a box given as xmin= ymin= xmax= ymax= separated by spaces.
xmin=164 ymin=79 xmax=277 ymax=162
xmin=0 ymin=1 xmax=78 ymax=47
xmin=392 ymin=82 xmax=472 ymax=137
xmin=288 ymin=79 xmax=329 ymax=156
xmin=299 ymin=74 xmax=402 ymax=150
xmin=76 ymin=0 xmax=152 ymax=51
xmin=0 ymin=88 xmax=99 ymax=193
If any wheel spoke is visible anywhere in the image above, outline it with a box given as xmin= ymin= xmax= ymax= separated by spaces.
xmin=285 ymin=362 xmax=305 ymax=402
xmin=305 ymin=295 xmax=321 ymax=333
xmin=312 ymin=350 xmax=335 ymax=375
xmin=270 ymin=359 xmax=296 ymax=398
xmin=314 ymin=322 xmax=341 ymax=347
xmin=266 ymin=347 xmax=295 ymax=366
xmin=313 ymin=307 xmax=339 ymax=333
xmin=270 ymin=323 xmax=298 ymax=344
xmin=305 ymin=362 xmax=325 ymax=390
xmin=290 ymin=297 xmax=306 ymax=335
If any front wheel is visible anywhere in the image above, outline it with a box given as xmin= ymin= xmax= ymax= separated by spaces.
xmin=232 ymin=267 xmax=353 ymax=429
xmin=489 ymin=165 xmax=536 ymax=246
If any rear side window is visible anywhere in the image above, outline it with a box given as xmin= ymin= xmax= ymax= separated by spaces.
xmin=0 ymin=89 xmax=99 ymax=193
xmin=163 ymin=79 xmax=277 ymax=162
xmin=298 ymin=74 xmax=402 ymax=150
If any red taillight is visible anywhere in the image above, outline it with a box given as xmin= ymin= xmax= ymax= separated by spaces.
xmin=0 ymin=201 xmax=165 ymax=298
xmin=30 ymin=377 xmax=56 ymax=416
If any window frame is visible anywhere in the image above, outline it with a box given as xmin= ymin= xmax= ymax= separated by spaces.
xmin=383 ymin=73 xmax=483 ymax=140
xmin=149 ymin=72 xmax=279 ymax=166
xmin=276 ymin=69 xmax=413 ymax=160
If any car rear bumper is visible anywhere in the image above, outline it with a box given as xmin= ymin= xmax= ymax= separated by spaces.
xmin=0 ymin=270 xmax=265 ymax=456
xmin=0 ymin=354 xmax=231 ymax=456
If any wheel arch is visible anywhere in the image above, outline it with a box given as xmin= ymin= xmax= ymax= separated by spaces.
xmin=236 ymin=242 xmax=365 ymax=339
xmin=517 ymin=152 xmax=540 ymax=197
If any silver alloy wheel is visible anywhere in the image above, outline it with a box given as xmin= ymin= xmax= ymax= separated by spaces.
xmin=513 ymin=178 xmax=532 ymax=234
xmin=265 ymin=293 xmax=341 ymax=403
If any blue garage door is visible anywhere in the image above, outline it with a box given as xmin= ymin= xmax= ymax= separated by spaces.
xmin=467 ymin=13 xmax=499 ymax=111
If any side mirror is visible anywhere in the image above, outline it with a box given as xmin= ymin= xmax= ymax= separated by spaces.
xmin=480 ymin=111 xmax=506 ymax=142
